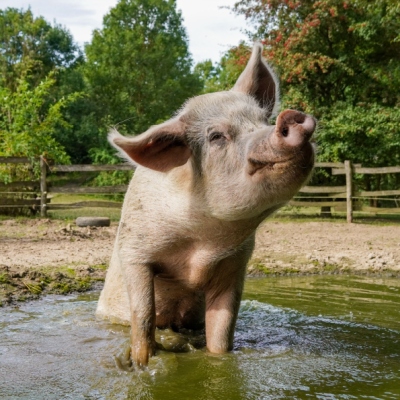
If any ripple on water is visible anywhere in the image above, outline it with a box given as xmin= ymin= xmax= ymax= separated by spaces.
xmin=0 ymin=276 xmax=399 ymax=400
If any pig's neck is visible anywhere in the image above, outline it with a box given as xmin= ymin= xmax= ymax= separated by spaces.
xmin=130 ymin=167 xmax=271 ymax=245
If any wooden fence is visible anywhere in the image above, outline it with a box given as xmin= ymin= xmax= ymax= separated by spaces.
xmin=291 ymin=161 xmax=400 ymax=222
xmin=0 ymin=156 xmax=41 ymax=212
xmin=0 ymin=156 xmax=134 ymax=216
xmin=1 ymin=156 xmax=399 ymax=222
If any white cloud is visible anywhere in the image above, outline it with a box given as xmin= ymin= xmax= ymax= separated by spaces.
xmin=176 ymin=0 xmax=249 ymax=62
xmin=0 ymin=0 xmax=250 ymax=63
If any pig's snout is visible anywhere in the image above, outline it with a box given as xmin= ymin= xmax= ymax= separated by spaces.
xmin=274 ymin=109 xmax=315 ymax=148
xmin=247 ymin=109 xmax=315 ymax=176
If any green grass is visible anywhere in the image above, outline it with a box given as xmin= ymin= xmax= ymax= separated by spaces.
xmin=0 ymin=264 xmax=108 ymax=305
xmin=1 ymin=194 xmax=399 ymax=225
xmin=274 ymin=205 xmax=400 ymax=226
xmin=0 ymin=273 xmax=10 ymax=284
xmin=47 ymin=194 xmax=122 ymax=222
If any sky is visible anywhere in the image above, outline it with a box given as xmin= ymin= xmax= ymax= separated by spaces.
xmin=0 ymin=0 xmax=250 ymax=64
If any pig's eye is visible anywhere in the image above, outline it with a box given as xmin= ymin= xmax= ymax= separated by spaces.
xmin=209 ymin=132 xmax=225 ymax=142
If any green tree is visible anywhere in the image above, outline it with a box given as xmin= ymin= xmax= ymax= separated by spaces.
xmin=0 ymin=73 xmax=78 ymax=183
xmin=0 ymin=7 xmax=82 ymax=90
xmin=84 ymin=0 xmax=202 ymax=151
xmin=232 ymin=0 xmax=400 ymax=111
xmin=194 ymin=42 xmax=251 ymax=93
xmin=0 ymin=7 xmax=96 ymax=163
xmin=51 ymin=65 xmax=101 ymax=164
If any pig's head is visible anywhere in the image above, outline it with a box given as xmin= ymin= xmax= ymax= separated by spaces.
xmin=110 ymin=43 xmax=315 ymax=221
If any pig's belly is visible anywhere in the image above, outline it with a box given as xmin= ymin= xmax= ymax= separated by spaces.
xmin=154 ymin=276 xmax=205 ymax=330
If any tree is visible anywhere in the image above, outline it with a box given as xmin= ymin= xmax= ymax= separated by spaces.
xmin=84 ymin=0 xmax=202 ymax=147
xmin=0 ymin=73 xmax=78 ymax=183
xmin=194 ymin=42 xmax=251 ymax=93
xmin=0 ymin=7 xmax=82 ymax=90
xmin=51 ymin=65 xmax=101 ymax=164
xmin=0 ymin=7 xmax=96 ymax=164
xmin=229 ymin=0 xmax=400 ymax=168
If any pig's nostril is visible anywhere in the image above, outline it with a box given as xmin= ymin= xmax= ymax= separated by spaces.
xmin=282 ymin=127 xmax=289 ymax=137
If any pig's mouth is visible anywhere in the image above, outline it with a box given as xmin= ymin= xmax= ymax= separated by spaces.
xmin=247 ymin=157 xmax=294 ymax=175
xmin=247 ymin=138 xmax=315 ymax=176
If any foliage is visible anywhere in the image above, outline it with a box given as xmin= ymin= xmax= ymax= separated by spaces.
xmin=0 ymin=7 xmax=82 ymax=90
xmin=194 ymin=42 xmax=251 ymax=93
xmin=232 ymin=0 xmax=400 ymax=110
xmin=0 ymin=7 xmax=96 ymax=164
xmin=319 ymin=101 xmax=400 ymax=196
xmin=84 ymin=0 xmax=203 ymax=167
xmin=89 ymin=147 xmax=133 ymax=189
xmin=51 ymin=66 xmax=101 ymax=164
xmin=0 ymin=73 xmax=77 ymax=183
xmin=318 ymin=102 xmax=400 ymax=166
xmin=193 ymin=60 xmax=221 ymax=93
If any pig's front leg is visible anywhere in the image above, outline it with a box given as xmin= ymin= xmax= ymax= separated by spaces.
xmin=205 ymin=258 xmax=248 ymax=354
xmin=122 ymin=260 xmax=156 ymax=367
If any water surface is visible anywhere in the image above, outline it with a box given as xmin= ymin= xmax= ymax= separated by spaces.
xmin=0 ymin=275 xmax=399 ymax=399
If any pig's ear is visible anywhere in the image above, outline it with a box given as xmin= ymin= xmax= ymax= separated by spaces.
xmin=232 ymin=43 xmax=279 ymax=118
xmin=108 ymin=119 xmax=191 ymax=172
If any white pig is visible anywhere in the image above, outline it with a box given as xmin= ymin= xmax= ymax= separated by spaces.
xmin=96 ymin=43 xmax=316 ymax=367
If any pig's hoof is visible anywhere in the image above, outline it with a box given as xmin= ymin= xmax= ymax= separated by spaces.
xmin=114 ymin=341 xmax=135 ymax=371
xmin=131 ymin=342 xmax=156 ymax=369
xmin=75 ymin=217 xmax=110 ymax=227
xmin=114 ymin=342 xmax=154 ymax=371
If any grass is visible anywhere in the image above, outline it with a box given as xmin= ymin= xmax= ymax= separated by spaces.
xmin=47 ymin=193 xmax=122 ymax=222
xmin=0 ymin=193 xmax=122 ymax=222
xmin=273 ymin=205 xmax=400 ymax=226
xmin=0 ymin=273 xmax=10 ymax=284
xmin=0 ymin=263 xmax=108 ymax=305
xmin=248 ymin=256 xmax=352 ymax=276
xmin=47 ymin=197 xmax=400 ymax=225
xmin=1 ymin=194 xmax=399 ymax=225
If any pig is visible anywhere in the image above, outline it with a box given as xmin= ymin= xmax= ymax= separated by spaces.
xmin=96 ymin=43 xmax=316 ymax=367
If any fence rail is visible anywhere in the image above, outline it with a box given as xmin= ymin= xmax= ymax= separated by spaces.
xmin=288 ymin=161 xmax=400 ymax=222
xmin=0 ymin=157 xmax=31 ymax=164
xmin=0 ymin=157 xmax=399 ymax=222
xmin=51 ymin=164 xmax=134 ymax=172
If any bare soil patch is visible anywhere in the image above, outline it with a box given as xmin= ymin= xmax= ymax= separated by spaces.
xmin=250 ymin=220 xmax=400 ymax=276
xmin=1 ymin=218 xmax=399 ymax=305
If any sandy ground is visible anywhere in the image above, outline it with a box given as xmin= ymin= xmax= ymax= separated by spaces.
xmin=1 ymin=218 xmax=399 ymax=304
xmin=251 ymin=220 xmax=400 ymax=275
xmin=1 ymin=218 xmax=399 ymax=274
xmin=1 ymin=219 xmax=115 ymax=270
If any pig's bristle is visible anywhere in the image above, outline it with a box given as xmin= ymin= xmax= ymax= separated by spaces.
xmin=108 ymin=129 xmax=138 ymax=166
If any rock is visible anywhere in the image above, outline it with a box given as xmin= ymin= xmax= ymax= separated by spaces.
xmin=75 ymin=217 xmax=111 ymax=227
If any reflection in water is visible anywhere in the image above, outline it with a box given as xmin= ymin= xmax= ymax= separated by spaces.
xmin=0 ymin=276 xmax=399 ymax=399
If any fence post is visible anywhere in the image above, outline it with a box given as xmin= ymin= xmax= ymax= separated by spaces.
xmin=40 ymin=155 xmax=48 ymax=217
xmin=344 ymin=160 xmax=353 ymax=223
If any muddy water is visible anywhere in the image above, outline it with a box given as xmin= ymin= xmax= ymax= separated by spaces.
xmin=1 ymin=275 xmax=399 ymax=399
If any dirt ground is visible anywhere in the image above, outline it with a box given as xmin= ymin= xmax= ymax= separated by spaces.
xmin=1 ymin=218 xmax=399 ymax=305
